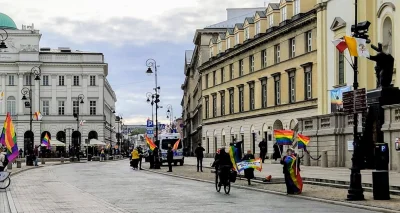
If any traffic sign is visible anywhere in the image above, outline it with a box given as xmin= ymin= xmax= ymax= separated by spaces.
xmin=159 ymin=124 xmax=166 ymax=130
xmin=147 ymin=120 xmax=154 ymax=128
xmin=343 ymin=89 xmax=367 ymax=114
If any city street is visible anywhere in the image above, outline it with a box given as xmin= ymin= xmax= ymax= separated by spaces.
xmin=2 ymin=160 xmax=376 ymax=213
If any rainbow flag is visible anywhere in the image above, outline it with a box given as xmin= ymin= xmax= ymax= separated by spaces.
xmin=42 ymin=133 xmax=50 ymax=149
xmin=172 ymin=139 xmax=180 ymax=151
xmin=145 ymin=135 xmax=157 ymax=151
xmin=274 ymin=129 xmax=294 ymax=145
xmin=0 ymin=113 xmax=18 ymax=162
xmin=284 ymin=155 xmax=303 ymax=194
xmin=228 ymin=145 xmax=238 ymax=171
xmin=297 ymin=134 xmax=310 ymax=150
xmin=237 ymin=158 xmax=263 ymax=172
xmin=33 ymin=111 xmax=42 ymax=121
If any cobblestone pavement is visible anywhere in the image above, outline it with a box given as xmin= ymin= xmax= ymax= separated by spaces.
xmin=0 ymin=191 xmax=10 ymax=213
xmin=6 ymin=160 xmax=376 ymax=213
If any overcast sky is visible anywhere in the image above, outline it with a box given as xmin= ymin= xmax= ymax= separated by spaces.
xmin=4 ymin=0 xmax=277 ymax=125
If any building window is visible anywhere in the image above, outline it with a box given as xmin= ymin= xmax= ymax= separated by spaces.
xmin=221 ymin=68 xmax=225 ymax=83
xmin=8 ymin=75 xmax=14 ymax=86
xmin=261 ymin=49 xmax=267 ymax=68
xmin=288 ymin=71 xmax=296 ymax=103
xmin=275 ymin=45 xmax=280 ymax=64
xmin=229 ymin=89 xmax=234 ymax=114
xmin=6 ymin=96 xmax=16 ymax=116
xmin=235 ymin=33 xmax=239 ymax=45
xmin=274 ymin=75 xmax=281 ymax=105
xmin=230 ymin=64 xmax=234 ymax=80
xmin=42 ymin=75 xmax=49 ymax=86
xmin=220 ymin=92 xmax=225 ymax=116
xmin=239 ymin=59 xmax=244 ymax=76
xmin=239 ymin=86 xmax=244 ymax=112
xmin=90 ymin=75 xmax=96 ymax=86
xmin=205 ymin=74 xmax=209 ymax=88
xmin=73 ymin=100 xmax=79 ymax=115
xmin=58 ymin=101 xmax=65 ymax=115
xmin=90 ymin=101 xmax=96 ymax=115
xmin=306 ymin=31 xmax=312 ymax=52
xmin=213 ymin=71 xmax=216 ymax=86
xmin=290 ymin=38 xmax=296 ymax=58
xmin=269 ymin=15 xmax=274 ymax=27
xmin=24 ymin=75 xmax=32 ymax=86
xmin=227 ymin=38 xmax=231 ymax=49
xmin=304 ymin=66 xmax=312 ymax=99
xmin=249 ymin=55 xmax=255 ymax=72
xmin=255 ymin=21 xmax=260 ymax=35
xmin=42 ymin=100 xmax=50 ymax=115
xmin=205 ymin=97 xmax=209 ymax=119
xmin=281 ymin=6 xmax=287 ymax=21
xmin=73 ymin=76 xmax=79 ymax=86
xmin=338 ymin=52 xmax=345 ymax=85
xmin=294 ymin=0 xmax=300 ymax=15
xmin=261 ymin=79 xmax=267 ymax=108
xmin=212 ymin=95 xmax=217 ymax=117
xmin=59 ymin=76 xmax=65 ymax=86
xmin=249 ymin=83 xmax=255 ymax=110
xmin=245 ymin=28 xmax=249 ymax=40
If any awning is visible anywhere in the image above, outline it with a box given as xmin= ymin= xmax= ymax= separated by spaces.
xmin=41 ymin=139 xmax=66 ymax=147
xmin=84 ymin=139 xmax=106 ymax=146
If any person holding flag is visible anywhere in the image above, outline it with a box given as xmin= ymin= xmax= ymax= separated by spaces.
xmin=167 ymin=144 xmax=174 ymax=172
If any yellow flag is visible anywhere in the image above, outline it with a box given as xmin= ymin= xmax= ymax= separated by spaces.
xmin=344 ymin=36 xmax=369 ymax=58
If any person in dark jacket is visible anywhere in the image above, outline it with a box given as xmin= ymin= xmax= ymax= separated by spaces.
xmin=273 ymin=143 xmax=281 ymax=161
xmin=167 ymin=144 xmax=174 ymax=172
xmin=213 ymin=147 xmax=233 ymax=187
xmin=195 ymin=143 xmax=205 ymax=172
xmin=242 ymin=150 xmax=255 ymax=185
xmin=148 ymin=149 xmax=154 ymax=169
xmin=154 ymin=147 xmax=161 ymax=169
xmin=138 ymin=146 xmax=144 ymax=170
xmin=258 ymin=139 xmax=268 ymax=163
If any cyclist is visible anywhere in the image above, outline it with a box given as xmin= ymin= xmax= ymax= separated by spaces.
xmin=0 ymin=147 xmax=6 ymax=172
xmin=213 ymin=147 xmax=232 ymax=187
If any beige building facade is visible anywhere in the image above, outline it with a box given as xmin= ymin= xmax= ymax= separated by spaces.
xmin=200 ymin=0 xmax=319 ymax=156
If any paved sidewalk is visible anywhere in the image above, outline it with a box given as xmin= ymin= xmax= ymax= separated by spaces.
xmin=185 ymin=157 xmax=400 ymax=187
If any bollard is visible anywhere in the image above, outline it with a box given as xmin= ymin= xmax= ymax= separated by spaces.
xmin=321 ymin=151 xmax=328 ymax=168
xmin=303 ymin=151 xmax=311 ymax=166
xmin=17 ymin=159 xmax=21 ymax=168
xmin=41 ymin=157 xmax=45 ymax=165
xmin=61 ymin=157 xmax=64 ymax=163
xmin=7 ymin=162 xmax=12 ymax=170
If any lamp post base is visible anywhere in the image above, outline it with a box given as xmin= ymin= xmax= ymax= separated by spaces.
xmin=347 ymin=168 xmax=365 ymax=201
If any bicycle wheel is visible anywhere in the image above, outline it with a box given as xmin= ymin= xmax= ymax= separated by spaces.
xmin=0 ymin=177 xmax=11 ymax=189
xmin=224 ymin=180 xmax=231 ymax=194
xmin=215 ymin=173 xmax=221 ymax=192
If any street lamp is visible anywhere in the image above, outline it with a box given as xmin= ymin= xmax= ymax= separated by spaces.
xmin=72 ymin=94 xmax=84 ymax=159
xmin=21 ymin=66 xmax=41 ymax=155
xmin=146 ymin=59 xmax=160 ymax=141
xmin=166 ymin=104 xmax=173 ymax=127
xmin=146 ymin=92 xmax=155 ymax=124
xmin=116 ymin=115 xmax=123 ymax=155
xmin=0 ymin=29 xmax=8 ymax=50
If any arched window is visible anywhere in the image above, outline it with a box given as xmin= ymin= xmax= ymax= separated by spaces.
xmin=7 ymin=96 xmax=16 ymax=115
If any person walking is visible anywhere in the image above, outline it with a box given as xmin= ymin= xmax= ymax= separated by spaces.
xmin=19 ymin=148 xmax=23 ymax=158
xmin=195 ymin=143 xmax=205 ymax=172
xmin=131 ymin=148 xmax=140 ymax=170
xmin=33 ymin=146 xmax=39 ymax=166
xmin=258 ymin=138 xmax=268 ymax=163
xmin=167 ymin=144 xmax=174 ymax=172
xmin=0 ymin=147 xmax=7 ymax=172
xmin=273 ymin=143 xmax=281 ymax=161
xmin=138 ymin=146 xmax=144 ymax=170
xmin=100 ymin=149 xmax=105 ymax=162
xmin=242 ymin=150 xmax=255 ymax=185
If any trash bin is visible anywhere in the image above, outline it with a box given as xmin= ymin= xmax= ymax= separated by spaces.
xmin=88 ymin=154 xmax=92 ymax=161
xmin=372 ymin=170 xmax=390 ymax=200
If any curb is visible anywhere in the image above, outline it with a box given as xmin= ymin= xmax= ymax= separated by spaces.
xmin=143 ymin=169 xmax=400 ymax=213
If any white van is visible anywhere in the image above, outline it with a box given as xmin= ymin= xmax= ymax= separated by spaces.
xmin=158 ymin=133 xmax=184 ymax=166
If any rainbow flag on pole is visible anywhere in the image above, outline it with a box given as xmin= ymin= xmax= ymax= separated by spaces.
xmin=229 ymin=145 xmax=238 ymax=171
xmin=274 ymin=130 xmax=294 ymax=145
xmin=0 ymin=113 xmax=18 ymax=162
xmin=172 ymin=139 xmax=180 ymax=151
xmin=42 ymin=133 xmax=51 ymax=149
xmin=297 ymin=133 xmax=310 ymax=150
xmin=145 ymin=135 xmax=157 ymax=151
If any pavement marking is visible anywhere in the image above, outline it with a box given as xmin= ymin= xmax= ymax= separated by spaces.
xmin=6 ymin=191 xmax=17 ymax=213
xmin=143 ymin=168 xmax=400 ymax=213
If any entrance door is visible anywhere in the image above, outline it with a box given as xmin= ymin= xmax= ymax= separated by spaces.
xmin=214 ymin=137 xmax=217 ymax=154
xmin=264 ymin=132 xmax=268 ymax=154
xmin=207 ymin=138 xmax=210 ymax=153
xmin=252 ymin=133 xmax=256 ymax=154
xmin=241 ymin=134 xmax=245 ymax=154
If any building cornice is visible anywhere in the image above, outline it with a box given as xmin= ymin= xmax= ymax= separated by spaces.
xmin=199 ymin=9 xmax=317 ymax=72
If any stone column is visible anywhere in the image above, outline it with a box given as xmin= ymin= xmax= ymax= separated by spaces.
xmin=66 ymin=74 xmax=72 ymax=115
xmin=18 ymin=73 xmax=24 ymax=114
xmin=82 ymin=74 xmax=89 ymax=115
xmin=98 ymin=75 xmax=104 ymax=115
xmin=51 ymin=74 xmax=57 ymax=115
xmin=1 ymin=73 xmax=6 ymax=114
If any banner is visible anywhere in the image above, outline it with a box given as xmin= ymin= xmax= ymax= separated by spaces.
xmin=330 ymin=86 xmax=351 ymax=113
xmin=236 ymin=158 xmax=262 ymax=172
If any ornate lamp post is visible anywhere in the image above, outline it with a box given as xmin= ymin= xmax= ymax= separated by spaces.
xmin=72 ymin=94 xmax=84 ymax=159
xmin=146 ymin=59 xmax=160 ymax=140
xmin=20 ymin=66 xmax=41 ymax=156
xmin=146 ymin=92 xmax=155 ymax=123
xmin=0 ymin=29 xmax=9 ymax=50
xmin=116 ymin=115 xmax=123 ymax=155
xmin=166 ymin=104 xmax=173 ymax=131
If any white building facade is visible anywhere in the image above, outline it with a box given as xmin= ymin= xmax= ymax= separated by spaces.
xmin=0 ymin=13 xmax=117 ymax=152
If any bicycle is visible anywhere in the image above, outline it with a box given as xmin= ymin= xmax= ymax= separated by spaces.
xmin=214 ymin=167 xmax=231 ymax=194
xmin=0 ymin=171 xmax=11 ymax=189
